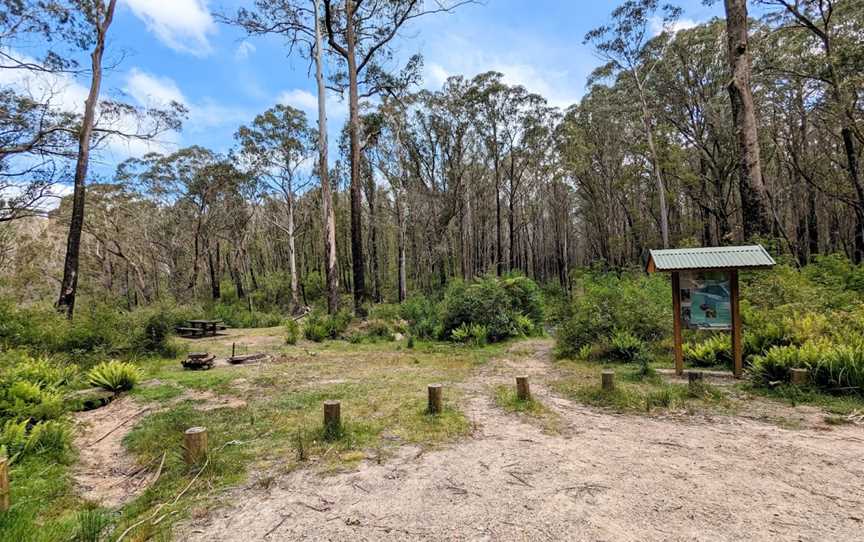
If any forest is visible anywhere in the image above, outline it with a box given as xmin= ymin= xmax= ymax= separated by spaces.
xmin=1 ymin=0 xmax=864 ymax=541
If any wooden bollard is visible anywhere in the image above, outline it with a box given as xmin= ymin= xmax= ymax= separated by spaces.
xmin=0 ymin=457 xmax=9 ymax=512
xmin=516 ymin=376 xmax=531 ymax=401
xmin=323 ymin=400 xmax=341 ymax=437
xmin=183 ymin=427 xmax=208 ymax=466
xmin=601 ymin=370 xmax=615 ymax=392
xmin=688 ymin=371 xmax=704 ymax=390
xmin=790 ymin=368 xmax=809 ymax=385
xmin=427 ymin=384 xmax=443 ymax=414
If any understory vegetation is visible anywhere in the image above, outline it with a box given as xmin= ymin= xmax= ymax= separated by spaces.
xmin=555 ymin=255 xmax=864 ymax=398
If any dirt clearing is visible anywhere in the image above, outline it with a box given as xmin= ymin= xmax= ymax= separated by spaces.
xmin=180 ymin=340 xmax=864 ymax=541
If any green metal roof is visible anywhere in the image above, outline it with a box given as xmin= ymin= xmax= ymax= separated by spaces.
xmin=646 ymin=245 xmax=775 ymax=272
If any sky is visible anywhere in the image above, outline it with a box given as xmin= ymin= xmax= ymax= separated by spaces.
xmin=17 ymin=0 xmax=726 ymax=181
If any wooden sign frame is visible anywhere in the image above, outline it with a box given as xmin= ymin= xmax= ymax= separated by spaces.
xmin=671 ymin=269 xmax=742 ymax=378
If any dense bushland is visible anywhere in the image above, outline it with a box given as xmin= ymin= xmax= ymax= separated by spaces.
xmin=555 ymin=255 xmax=864 ymax=396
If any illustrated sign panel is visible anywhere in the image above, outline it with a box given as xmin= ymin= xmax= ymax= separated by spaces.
xmin=679 ymin=271 xmax=731 ymax=330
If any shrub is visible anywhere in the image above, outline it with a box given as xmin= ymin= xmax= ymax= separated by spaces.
xmin=399 ymin=295 xmax=440 ymax=340
xmin=440 ymin=275 xmax=543 ymax=343
xmin=1 ymin=381 xmax=64 ymax=422
xmin=608 ymin=330 xmax=645 ymax=362
xmin=0 ymin=419 xmax=70 ymax=463
xmin=556 ymin=271 xmax=669 ymax=358
xmin=684 ymin=334 xmax=732 ymax=368
xmin=132 ymin=304 xmax=179 ymax=356
xmin=450 ymin=323 xmax=488 ymax=346
xmin=303 ymin=309 xmax=352 ymax=342
xmin=87 ymin=360 xmax=142 ymax=392
xmin=284 ymin=319 xmax=300 ymax=345
xmin=364 ymin=320 xmax=395 ymax=342
xmin=749 ymin=340 xmax=864 ymax=393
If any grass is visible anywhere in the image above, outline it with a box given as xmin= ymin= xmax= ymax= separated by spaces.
xmin=551 ymin=357 xmax=733 ymax=415
xmin=0 ymin=327 xmax=496 ymax=541
xmin=492 ymin=384 xmax=562 ymax=433
xmin=738 ymin=381 xmax=864 ymax=416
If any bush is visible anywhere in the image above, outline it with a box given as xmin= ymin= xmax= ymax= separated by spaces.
xmin=608 ymin=330 xmax=645 ymax=362
xmin=284 ymin=319 xmax=300 ymax=345
xmin=749 ymin=340 xmax=864 ymax=393
xmin=440 ymin=275 xmax=543 ymax=343
xmin=399 ymin=295 xmax=440 ymax=340
xmin=0 ymin=419 xmax=71 ymax=463
xmin=303 ymin=309 xmax=352 ymax=342
xmin=556 ymin=271 xmax=669 ymax=358
xmin=87 ymin=360 xmax=142 ymax=392
xmin=450 ymin=323 xmax=488 ymax=346
xmin=684 ymin=334 xmax=732 ymax=368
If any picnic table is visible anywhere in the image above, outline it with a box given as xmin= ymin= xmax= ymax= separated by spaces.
xmin=176 ymin=319 xmax=226 ymax=338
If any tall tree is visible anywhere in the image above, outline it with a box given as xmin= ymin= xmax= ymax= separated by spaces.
xmin=222 ymin=0 xmax=341 ymax=313
xmin=236 ymin=104 xmax=313 ymax=313
xmin=56 ymin=0 xmax=118 ymax=318
xmin=585 ymin=0 xmax=681 ymax=248
xmin=322 ymin=0 xmax=470 ymax=314
xmin=723 ymin=0 xmax=773 ymax=239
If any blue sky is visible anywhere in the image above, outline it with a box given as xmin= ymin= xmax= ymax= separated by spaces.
xmin=77 ymin=0 xmax=723 ymax=178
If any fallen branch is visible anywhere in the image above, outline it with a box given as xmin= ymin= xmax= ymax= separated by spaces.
xmin=88 ymin=407 xmax=152 ymax=446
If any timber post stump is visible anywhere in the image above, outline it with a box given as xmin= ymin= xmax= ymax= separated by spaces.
xmin=183 ymin=427 xmax=208 ymax=466
xmin=0 ymin=457 xmax=9 ymax=512
xmin=427 ymin=384 xmax=443 ymax=415
xmin=688 ymin=371 xmax=704 ymax=392
xmin=790 ymin=368 xmax=809 ymax=386
xmin=601 ymin=370 xmax=615 ymax=392
xmin=323 ymin=400 xmax=341 ymax=439
xmin=516 ymin=376 xmax=531 ymax=401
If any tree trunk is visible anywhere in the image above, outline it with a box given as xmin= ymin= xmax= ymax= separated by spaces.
xmin=287 ymin=193 xmax=301 ymax=311
xmin=345 ymin=0 xmax=366 ymax=315
xmin=56 ymin=0 xmax=117 ymax=318
xmin=634 ymin=74 xmax=670 ymax=248
xmin=314 ymin=0 xmax=339 ymax=314
xmin=723 ymin=0 xmax=772 ymax=240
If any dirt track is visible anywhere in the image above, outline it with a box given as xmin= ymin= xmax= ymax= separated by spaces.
xmin=181 ymin=340 xmax=864 ymax=541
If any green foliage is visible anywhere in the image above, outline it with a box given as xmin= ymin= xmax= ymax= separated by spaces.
xmin=450 ymin=323 xmax=488 ymax=346
xmin=684 ymin=334 xmax=732 ymax=368
xmin=440 ymin=275 xmax=543 ymax=343
xmin=0 ymin=419 xmax=71 ymax=463
xmin=399 ymin=295 xmax=440 ymax=339
xmin=556 ymin=271 xmax=669 ymax=358
xmin=303 ymin=309 xmax=352 ymax=342
xmin=209 ymin=301 xmax=284 ymax=328
xmin=608 ymin=329 xmax=645 ymax=362
xmin=0 ymin=352 xmax=75 ymax=425
xmin=749 ymin=340 xmax=864 ymax=394
xmin=87 ymin=360 xmax=142 ymax=392
xmin=284 ymin=318 xmax=300 ymax=345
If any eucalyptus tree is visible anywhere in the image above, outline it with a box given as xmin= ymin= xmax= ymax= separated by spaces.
xmin=236 ymin=104 xmax=313 ymax=311
xmin=723 ymin=0 xmax=773 ymax=239
xmin=585 ymin=0 xmax=682 ymax=248
xmin=221 ymin=0 xmax=341 ymax=314
xmin=758 ymin=0 xmax=864 ymax=260
xmin=321 ymin=0 xmax=472 ymax=314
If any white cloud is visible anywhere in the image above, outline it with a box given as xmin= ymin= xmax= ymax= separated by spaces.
xmin=122 ymin=0 xmax=216 ymax=56
xmin=278 ymin=89 xmax=318 ymax=111
xmin=650 ymin=16 xmax=698 ymax=36
xmin=124 ymin=68 xmax=186 ymax=108
xmin=234 ymin=41 xmax=256 ymax=61
xmin=425 ymin=63 xmax=450 ymax=89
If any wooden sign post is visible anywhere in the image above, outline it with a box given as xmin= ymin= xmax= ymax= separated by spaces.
xmin=646 ymin=246 xmax=774 ymax=380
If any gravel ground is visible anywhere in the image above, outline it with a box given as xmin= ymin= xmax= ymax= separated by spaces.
xmin=180 ymin=340 xmax=864 ymax=541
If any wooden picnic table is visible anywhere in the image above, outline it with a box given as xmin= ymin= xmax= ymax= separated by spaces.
xmin=186 ymin=319 xmax=224 ymax=337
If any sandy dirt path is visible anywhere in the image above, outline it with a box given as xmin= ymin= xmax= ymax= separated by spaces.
xmin=181 ymin=340 xmax=864 ymax=541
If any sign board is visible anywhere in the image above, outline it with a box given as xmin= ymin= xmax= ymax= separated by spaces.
xmin=679 ymin=271 xmax=731 ymax=330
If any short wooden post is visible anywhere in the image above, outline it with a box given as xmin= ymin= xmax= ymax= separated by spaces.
xmin=0 ymin=457 xmax=9 ymax=512
xmin=323 ymin=400 xmax=341 ymax=437
xmin=183 ymin=427 xmax=208 ymax=466
xmin=427 ymin=384 xmax=443 ymax=414
xmin=601 ymin=370 xmax=615 ymax=392
xmin=515 ymin=376 xmax=531 ymax=401
xmin=790 ymin=368 xmax=809 ymax=385
xmin=688 ymin=371 xmax=704 ymax=392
